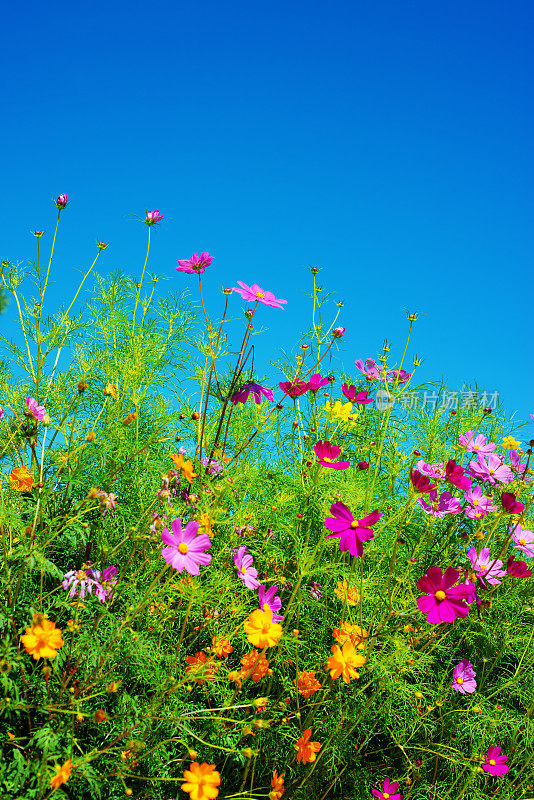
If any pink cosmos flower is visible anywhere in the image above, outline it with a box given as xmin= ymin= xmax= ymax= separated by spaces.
xmin=258 ymin=585 xmax=284 ymax=623
xmin=387 ymin=369 xmax=412 ymax=384
xmin=324 ymin=502 xmax=382 ymax=557
xmin=445 ymin=460 xmax=471 ymax=491
xmin=469 ymin=454 xmax=513 ymax=485
xmin=531 ymin=413 xmax=534 ymax=421
xmin=481 ymin=746 xmax=509 ymax=777
xmin=96 ymin=490 xmax=116 ymax=516
xmin=26 ymin=397 xmax=46 ymax=421
xmin=176 ymin=252 xmax=213 ymax=274
xmin=458 ymin=430 xmax=496 ymax=454
xmin=418 ymin=490 xmax=462 ymax=518
xmin=371 ymin=778 xmax=402 ymax=800
xmin=354 ymin=358 xmax=381 ymax=380
xmin=451 ymin=659 xmax=477 ymax=694
xmin=410 ymin=470 xmax=436 ymax=494
xmin=279 ymin=379 xmax=308 ymax=399
xmin=230 ymin=383 xmax=274 ymax=405
xmin=232 ymin=281 xmax=287 ymax=310
xmin=468 ymin=547 xmax=507 ymax=587
xmin=314 ymin=441 xmax=350 ymax=470
xmin=55 ymin=193 xmax=68 ymax=209
xmin=506 ymin=554 xmax=532 ymax=578
xmin=415 ymin=461 xmax=445 ymax=480
xmin=306 ymin=373 xmax=330 ymax=393
xmin=234 ymin=546 xmax=260 ymax=589
xmin=510 ymin=523 xmax=534 ymax=557
xmin=0 ymin=407 xmax=3 ymax=420
xmin=416 ymin=567 xmax=471 ymax=624
xmin=464 ymin=485 xmax=498 ymax=519
xmin=509 ymin=449 xmax=533 ymax=482
xmin=501 ymin=492 xmax=524 ymax=514
xmin=161 ymin=517 xmax=212 ymax=575
xmin=145 ymin=210 xmax=163 ymax=225
xmin=62 ymin=568 xmax=97 ymax=600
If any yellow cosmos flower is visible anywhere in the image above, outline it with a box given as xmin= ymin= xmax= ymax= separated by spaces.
xmin=197 ymin=513 xmax=215 ymax=537
xmin=324 ymin=400 xmax=359 ymax=424
xmin=9 ymin=466 xmax=34 ymax=492
xmin=21 ymin=614 xmax=64 ymax=660
xmin=243 ymin=607 xmax=283 ymax=649
xmin=334 ymin=580 xmax=360 ymax=606
xmin=332 ymin=622 xmax=368 ymax=650
xmin=181 ymin=762 xmax=220 ymax=800
xmin=502 ymin=436 xmax=521 ymax=450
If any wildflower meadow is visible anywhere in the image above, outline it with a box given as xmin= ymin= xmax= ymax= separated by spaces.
xmin=1 ymin=197 xmax=534 ymax=800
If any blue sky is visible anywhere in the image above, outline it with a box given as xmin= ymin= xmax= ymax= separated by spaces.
xmin=2 ymin=0 xmax=533 ymax=430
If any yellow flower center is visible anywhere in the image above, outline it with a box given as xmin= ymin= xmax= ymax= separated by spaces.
xmin=479 ymin=564 xmax=487 ymax=571
xmin=435 ymin=590 xmax=446 ymax=601
xmin=489 ymin=468 xmax=494 ymax=474
xmin=489 ymin=759 xmax=496 ymax=766
xmin=383 ymin=794 xmax=390 ymax=799
xmin=350 ymin=521 xmax=359 ymax=529
xmin=473 ymin=498 xmax=479 ymax=506
xmin=520 ymin=538 xmax=526 ymax=545
xmin=456 ymin=677 xmax=463 ymax=684
xmin=240 ymin=566 xmax=246 ymax=575
xmin=178 ymin=543 xmax=189 ymax=554
xmin=323 ymin=457 xmax=332 ymax=463
xmin=75 ymin=570 xmax=86 ymax=581
xmin=255 ymin=291 xmax=265 ymax=299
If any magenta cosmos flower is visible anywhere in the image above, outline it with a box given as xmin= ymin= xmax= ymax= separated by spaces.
xmin=232 ymin=281 xmax=287 ymax=310
xmin=230 ymin=382 xmax=274 ymax=405
xmin=458 ymin=430 xmax=496 ymax=455
xmin=306 ymin=373 xmax=330 ymax=393
xmin=234 ymin=546 xmax=260 ymax=589
xmin=176 ymin=251 xmax=213 ymax=274
xmin=342 ymin=383 xmax=373 ymax=404
xmin=324 ymin=502 xmax=382 ymax=557
xmin=26 ymin=397 xmax=46 ymax=421
xmin=258 ymin=584 xmax=284 ymax=622
xmin=481 ymin=746 xmax=509 ymax=776
xmin=371 ymin=778 xmax=402 ymax=800
xmin=501 ymin=492 xmax=524 ymax=514
xmin=445 ymin=460 xmax=471 ymax=491
xmin=468 ymin=547 xmax=507 ymax=587
xmin=279 ymin=379 xmax=308 ymax=399
xmin=314 ymin=441 xmax=350 ymax=470
xmin=416 ymin=567 xmax=471 ymax=624
xmin=161 ymin=518 xmax=212 ymax=575
xmin=506 ymin=554 xmax=532 ymax=578
xmin=410 ymin=470 xmax=436 ymax=494
xmin=451 ymin=659 xmax=477 ymax=694
xmin=145 ymin=209 xmax=163 ymax=225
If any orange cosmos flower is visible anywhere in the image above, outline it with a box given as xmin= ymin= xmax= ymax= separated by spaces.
xmin=295 ymin=729 xmax=321 ymax=764
xmin=332 ymin=622 xmax=368 ymax=650
xmin=211 ymin=637 xmax=233 ymax=658
xmin=49 ymin=759 xmax=73 ymax=789
xmin=103 ymin=382 xmax=118 ymax=400
xmin=326 ymin=640 xmax=367 ymax=684
xmin=243 ymin=607 xmax=283 ymax=649
xmin=9 ymin=466 xmax=34 ymax=492
xmin=228 ymin=670 xmax=243 ymax=689
xmin=198 ymin=513 xmax=215 ymax=538
xmin=181 ymin=762 xmax=220 ymax=800
xmin=295 ymin=670 xmax=321 ymax=699
xmin=240 ymin=650 xmax=270 ymax=682
xmin=270 ymin=770 xmax=285 ymax=799
xmin=334 ymin=580 xmax=359 ymax=605
xmin=185 ymin=651 xmax=218 ymax=686
xmin=171 ymin=453 xmax=198 ymax=483
xmin=21 ymin=614 xmax=64 ymax=660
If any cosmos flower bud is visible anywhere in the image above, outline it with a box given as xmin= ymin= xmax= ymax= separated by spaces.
xmin=55 ymin=194 xmax=68 ymax=210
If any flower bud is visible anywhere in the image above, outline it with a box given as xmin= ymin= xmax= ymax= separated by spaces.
xmin=332 ymin=326 xmax=345 ymax=338
xmin=78 ymin=380 xmax=88 ymax=393
xmin=191 ymin=412 xmax=200 ymax=421
xmin=55 ymin=193 xmax=68 ymax=210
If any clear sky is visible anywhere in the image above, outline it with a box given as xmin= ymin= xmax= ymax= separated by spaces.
xmin=2 ymin=0 xmax=533 ymax=430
